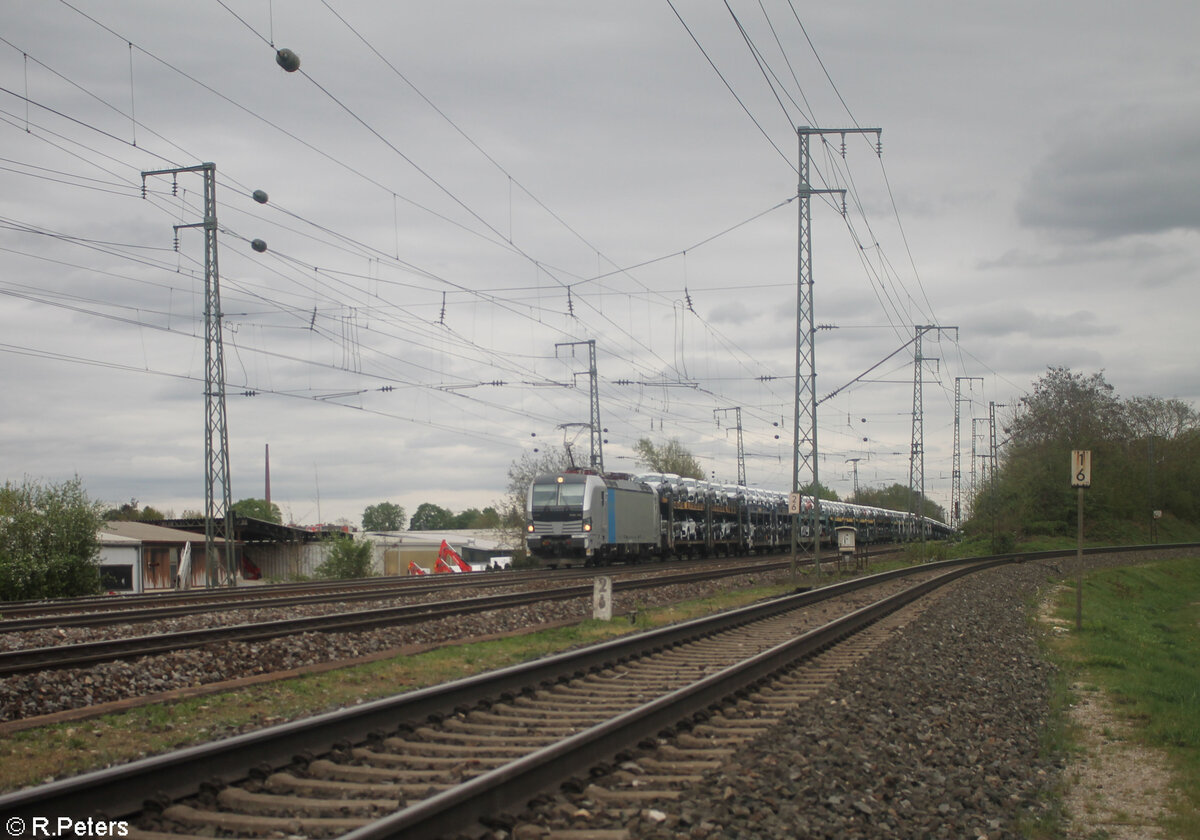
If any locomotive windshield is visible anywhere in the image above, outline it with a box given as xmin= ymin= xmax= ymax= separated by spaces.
xmin=531 ymin=480 xmax=586 ymax=510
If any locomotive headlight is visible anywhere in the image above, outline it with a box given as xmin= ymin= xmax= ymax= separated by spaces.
xmin=582 ymin=518 xmax=592 ymax=532
xmin=526 ymin=523 xmax=535 ymax=533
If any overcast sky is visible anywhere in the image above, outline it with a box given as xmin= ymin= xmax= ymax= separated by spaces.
xmin=2 ymin=1 xmax=1197 ymax=527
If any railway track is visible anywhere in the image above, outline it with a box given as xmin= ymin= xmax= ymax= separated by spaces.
xmin=0 ymin=555 xmax=800 ymax=631
xmin=0 ymin=555 xmax=1005 ymax=838
xmin=0 ymin=560 xmax=798 ymax=676
xmin=0 ymin=574 xmax=449 ymax=619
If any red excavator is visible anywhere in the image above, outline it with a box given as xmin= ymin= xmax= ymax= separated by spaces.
xmin=434 ymin=540 xmax=471 ymax=573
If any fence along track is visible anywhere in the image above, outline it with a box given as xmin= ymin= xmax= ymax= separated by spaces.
xmin=0 ymin=557 xmax=1003 ymax=839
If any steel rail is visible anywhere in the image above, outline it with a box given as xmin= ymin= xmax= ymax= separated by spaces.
xmin=0 ymin=574 xmax=457 ymax=617
xmin=1 ymin=544 xmax=1189 ymax=674
xmin=343 ymin=557 xmax=1008 ymax=839
xmin=0 ymin=559 xmax=797 ymax=676
xmin=0 ymin=570 xmax=551 ymax=624
xmin=0 ymin=555 xmax=994 ymax=826
xmin=0 ymin=555 xmax=773 ymax=629
xmin=0 ymin=574 xmax=542 ymax=633
xmin=0 ymin=541 xmax=1185 ymax=622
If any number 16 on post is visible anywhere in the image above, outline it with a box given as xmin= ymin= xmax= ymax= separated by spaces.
xmin=1071 ymin=450 xmax=1091 ymax=488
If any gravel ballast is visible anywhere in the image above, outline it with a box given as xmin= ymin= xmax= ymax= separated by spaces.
xmin=678 ymin=562 xmax=1059 ymax=839
xmin=0 ymin=570 xmax=791 ymax=722
xmin=507 ymin=558 xmax=1089 ymax=840
xmin=5 ymin=550 xmax=1187 ymax=836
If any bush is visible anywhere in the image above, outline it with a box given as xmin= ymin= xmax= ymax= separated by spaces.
xmin=899 ymin=540 xmax=951 ymax=564
xmin=314 ymin=535 xmax=374 ymax=580
xmin=511 ymin=549 xmax=541 ymax=570
xmin=1028 ymin=520 xmax=1069 ymax=537
xmin=0 ymin=477 xmax=106 ymax=600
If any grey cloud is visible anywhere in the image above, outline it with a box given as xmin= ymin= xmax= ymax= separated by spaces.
xmin=1017 ymin=110 xmax=1200 ymax=239
xmin=966 ymin=304 xmax=1115 ymax=341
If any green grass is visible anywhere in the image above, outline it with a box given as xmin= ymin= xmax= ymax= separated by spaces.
xmin=1046 ymin=556 xmax=1200 ymax=837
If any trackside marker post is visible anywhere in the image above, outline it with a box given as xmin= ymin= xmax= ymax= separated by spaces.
xmin=593 ymin=576 xmax=613 ymax=621
xmin=1071 ymin=450 xmax=1092 ymax=630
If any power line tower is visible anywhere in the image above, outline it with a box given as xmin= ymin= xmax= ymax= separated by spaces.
xmin=952 ymin=376 xmax=983 ymax=529
xmin=907 ymin=325 xmax=957 ymax=523
xmin=845 ymin=457 xmax=863 ymax=501
xmin=142 ymin=163 xmax=236 ymax=587
xmin=988 ymin=400 xmax=1005 ymax=551
xmin=989 ymin=401 xmax=1001 ymax=480
xmin=971 ymin=416 xmax=987 ymax=510
xmin=713 ymin=407 xmax=746 ymax=486
xmin=556 ymin=340 xmax=603 ymax=472
xmin=791 ymin=126 xmax=880 ymax=577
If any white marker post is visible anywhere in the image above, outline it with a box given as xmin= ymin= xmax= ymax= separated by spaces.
xmin=1071 ymin=450 xmax=1092 ymax=630
xmin=593 ymin=576 xmax=613 ymax=621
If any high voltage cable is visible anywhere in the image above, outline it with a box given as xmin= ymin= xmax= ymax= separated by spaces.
xmin=0 ymin=340 xmax=527 ymax=448
xmin=0 ymin=274 xmax=581 ymax=433
xmin=703 ymin=3 xmax=945 ymax=342
xmin=722 ymin=0 xmax=806 ymax=131
xmin=28 ymin=2 xmax=796 ymax=410
xmin=665 ymin=0 xmax=796 ymax=172
xmin=9 ymin=4 xmax=953 ymax=481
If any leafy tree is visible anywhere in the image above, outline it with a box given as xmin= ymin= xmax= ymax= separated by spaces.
xmin=232 ymin=498 xmax=283 ymax=524
xmin=362 ymin=501 xmax=406 ymax=531
xmin=475 ymin=506 xmax=502 ymax=528
xmin=409 ymin=502 xmax=455 ymax=531
xmin=1123 ymin=396 xmax=1200 ymax=525
xmin=1006 ymin=367 xmax=1128 ymax=448
xmin=448 ymin=506 xmax=503 ymax=529
xmin=633 ymin=437 xmax=704 ymax=479
xmin=1123 ymin=396 xmax=1200 ymax=440
xmin=104 ymin=499 xmax=166 ymax=521
xmin=799 ymin=481 xmax=840 ymax=502
xmin=1001 ymin=368 xmax=1131 ymax=537
xmin=854 ymin=483 xmax=946 ymax=522
xmin=0 ymin=476 xmax=106 ymax=600
xmin=962 ymin=367 xmax=1200 ymax=542
xmin=314 ymin=535 xmax=374 ymax=579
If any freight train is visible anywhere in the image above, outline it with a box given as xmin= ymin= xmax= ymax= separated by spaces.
xmin=525 ymin=468 xmax=953 ymax=565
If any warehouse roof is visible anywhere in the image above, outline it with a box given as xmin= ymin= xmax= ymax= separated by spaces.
xmin=102 ymin=521 xmax=220 ymax=544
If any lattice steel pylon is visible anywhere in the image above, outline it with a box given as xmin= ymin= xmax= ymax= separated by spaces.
xmin=952 ymin=377 xmax=983 ymax=529
xmin=907 ymin=325 xmax=956 ymax=527
xmin=790 ymin=127 xmax=880 ymax=575
xmin=713 ymin=407 xmax=745 ymax=487
xmin=972 ymin=416 xmax=987 ymax=507
xmin=142 ymin=163 xmax=236 ymax=587
xmin=556 ymin=339 xmax=603 ymax=473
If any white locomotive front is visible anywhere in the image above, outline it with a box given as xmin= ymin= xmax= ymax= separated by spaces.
xmin=525 ymin=470 xmax=660 ymax=565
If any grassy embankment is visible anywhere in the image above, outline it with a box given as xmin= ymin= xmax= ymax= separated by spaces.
xmin=1042 ymin=556 xmax=1200 ymax=836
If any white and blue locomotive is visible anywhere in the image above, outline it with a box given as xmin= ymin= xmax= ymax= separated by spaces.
xmin=525 ymin=468 xmax=952 ymax=565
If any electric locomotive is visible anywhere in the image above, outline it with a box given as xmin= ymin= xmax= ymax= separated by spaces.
xmin=525 ymin=468 xmax=953 ymax=565
xmin=525 ymin=469 xmax=659 ymax=564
